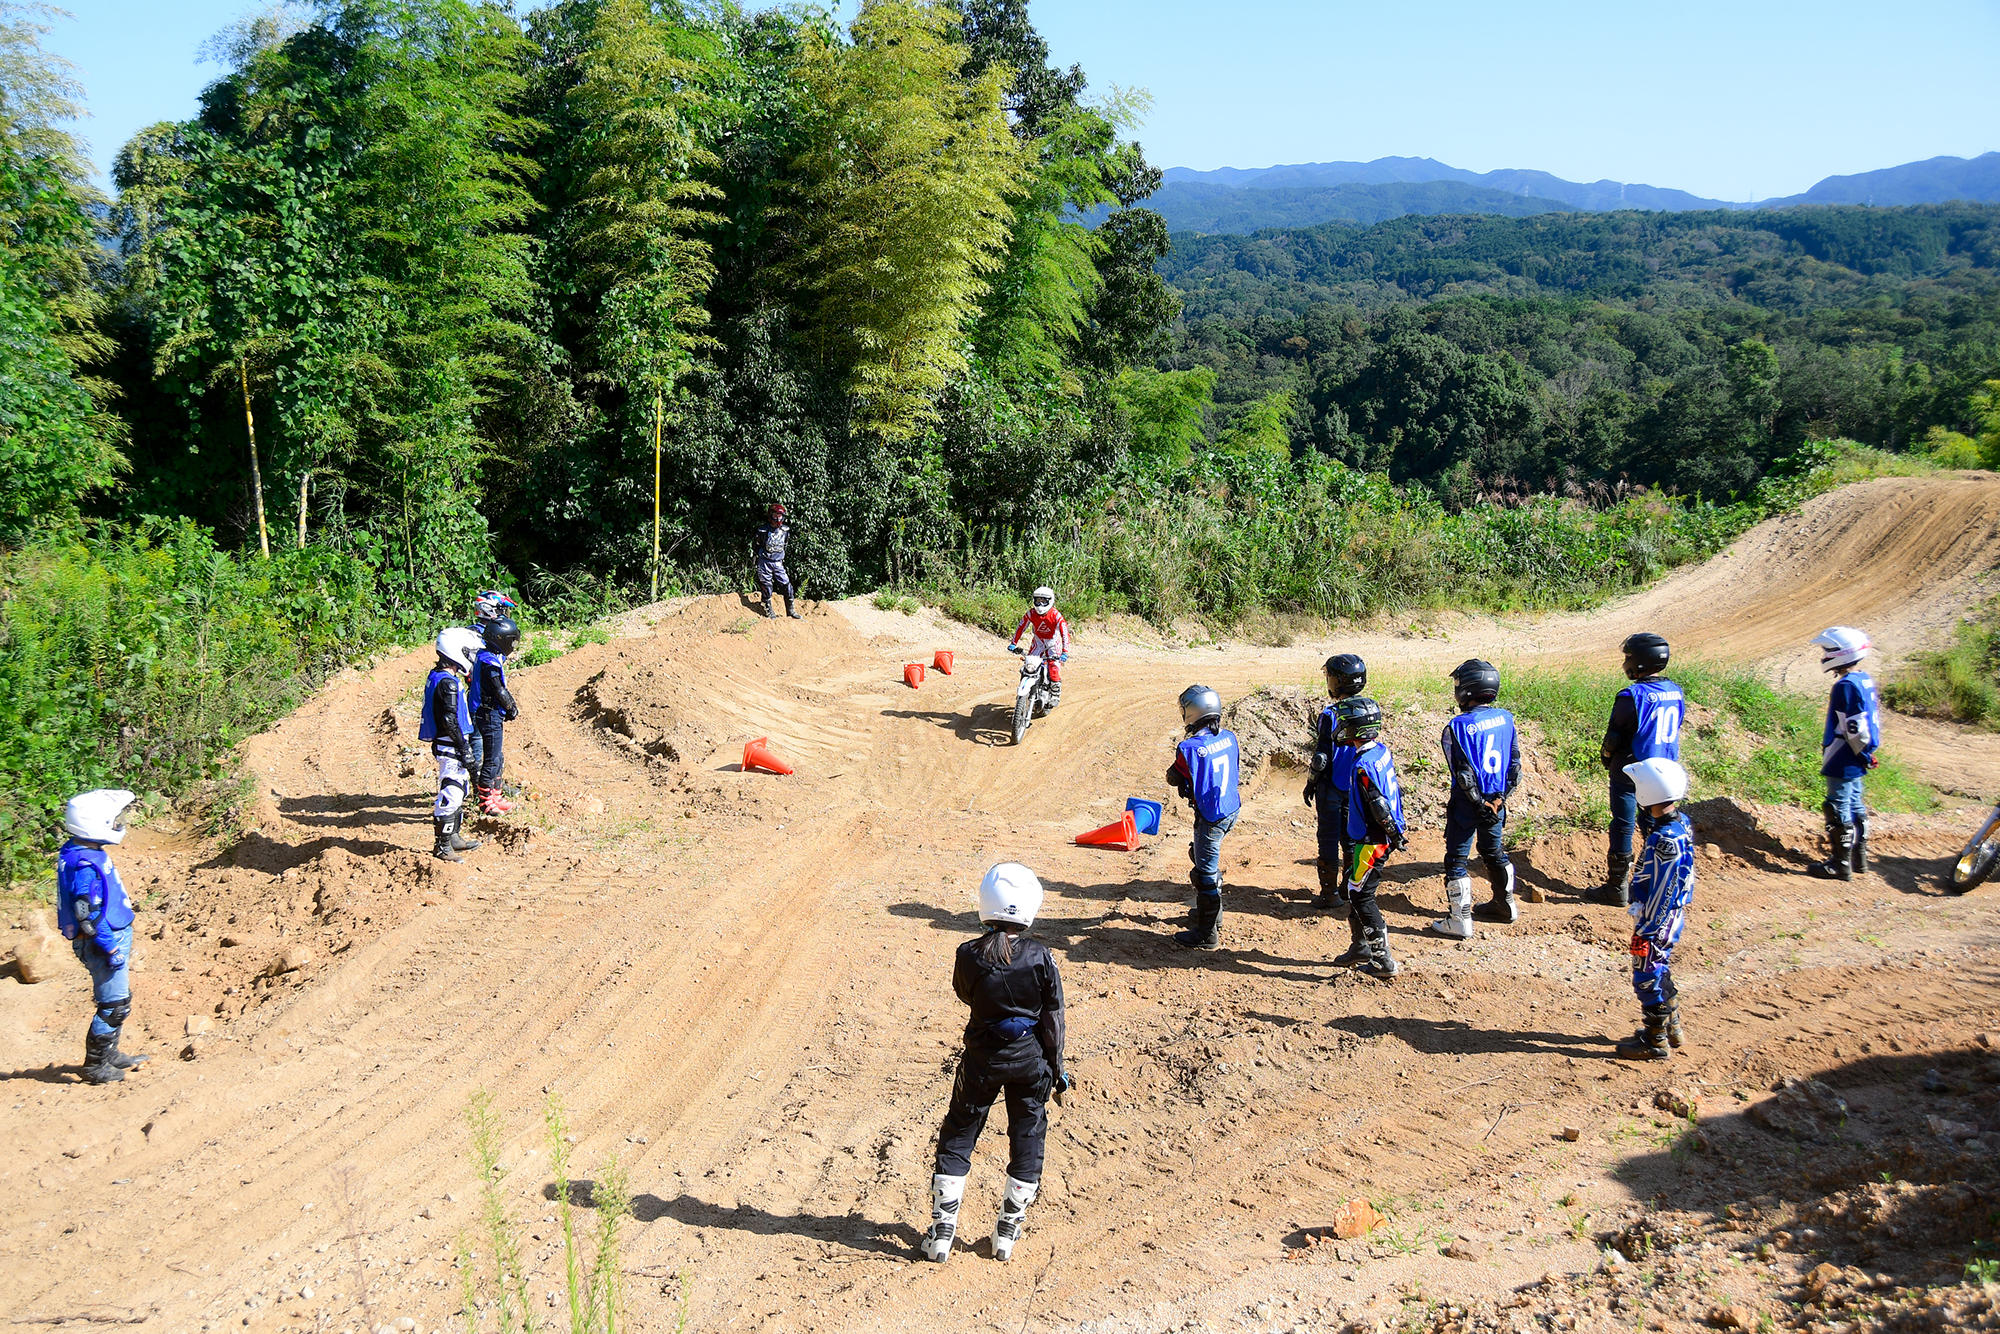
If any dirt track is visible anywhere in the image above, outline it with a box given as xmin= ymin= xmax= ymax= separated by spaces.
xmin=6 ymin=476 xmax=2000 ymax=1334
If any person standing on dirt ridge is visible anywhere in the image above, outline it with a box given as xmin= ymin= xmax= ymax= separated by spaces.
xmin=463 ymin=589 xmax=516 ymax=782
xmin=1334 ymin=697 xmax=1407 ymax=978
xmin=420 ymin=627 xmax=485 ymax=862
xmin=751 ymin=502 xmax=802 ymax=620
xmin=56 ymin=789 xmax=151 ymax=1084
xmin=1007 ymin=586 xmax=1070 ymax=711
xmin=470 ymin=616 xmax=521 ymax=817
xmin=1168 ymin=685 xmax=1243 ymax=949
xmin=1305 ymin=654 xmax=1368 ymax=942
xmin=1590 ymin=633 xmax=1685 ymax=907
xmin=1616 ymin=758 xmax=1695 ymax=1060
xmin=1433 ymin=659 xmax=1522 ymax=938
xmin=921 ymin=863 xmax=1071 ymax=1265
xmin=1807 ymin=626 xmax=1881 ymax=880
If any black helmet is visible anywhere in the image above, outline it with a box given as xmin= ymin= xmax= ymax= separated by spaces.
xmin=1621 ymin=632 xmax=1670 ymax=680
xmin=1323 ymin=652 xmax=1367 ymax=699
xmin=1178 ymin=684 xmax=1222 ymax=733
xmin=481 ymin=616 xmax=520 ymax=655
xmin=1451 ymin=658 xmax=1500 ymax=708
xmin=1330 ymin=696 xmax=1384 ymax=746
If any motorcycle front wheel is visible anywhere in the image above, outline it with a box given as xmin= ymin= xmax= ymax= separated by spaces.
xmin=1948 ymin=807 xmax=2000 ymax=894
xmin=1012 ymin=690 xmax=1032 ymax=745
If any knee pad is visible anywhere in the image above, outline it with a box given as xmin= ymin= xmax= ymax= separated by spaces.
xmin=97 ymin=997 xmax=131 ymax=1029
xmin=1191 ymin=871 xmax=1221 ymax=896
xmin=436 ymin=779 xmax=467 ymax=819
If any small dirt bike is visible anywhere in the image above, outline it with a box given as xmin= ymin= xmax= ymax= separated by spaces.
xmin=1009 ymin=647 xmax=1056 ymax=745
xmin=1947 ymin=801 xmax=2000 ymax=894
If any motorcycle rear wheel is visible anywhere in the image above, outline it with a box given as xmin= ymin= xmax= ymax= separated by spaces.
xmin=1949 ymin=808 xmax=2000 ymax=894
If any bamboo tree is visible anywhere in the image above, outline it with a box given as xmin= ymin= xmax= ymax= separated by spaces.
xmin=240 ymin=357 xmax=271 ymax=556
xmin=788 ymin=0 xmax=1027 ymax=441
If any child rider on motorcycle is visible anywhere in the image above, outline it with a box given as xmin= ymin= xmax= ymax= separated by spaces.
xmin=1008 ymin=586 xmax=1071 ymax=711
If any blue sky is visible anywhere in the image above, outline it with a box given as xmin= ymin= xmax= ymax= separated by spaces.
xmin=42 ymin=0 xmax=2000 ymax=202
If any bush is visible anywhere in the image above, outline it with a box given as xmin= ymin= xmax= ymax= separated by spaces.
xmin=0 ymin=519 xmax=395 ymax=882
xmin=1885 ymin=610 xmax=2000 ymax=729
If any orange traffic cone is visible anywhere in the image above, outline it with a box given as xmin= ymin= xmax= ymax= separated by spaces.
xmin=932 ymin=649 xmax=954 ymax=675
xmin=742 ymin=737 xmax=794 ymax=775
xmin=1075 ymin=810 xmax=1140 ymax=851
xmin=904 ymin=663 xmax=925 ymax=688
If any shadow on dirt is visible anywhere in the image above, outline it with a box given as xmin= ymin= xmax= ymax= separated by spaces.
xmin=880 ymin=703 xmax=1017 ymax=747
xmin=1326 ymin=1012 xmax=1607 ymax=1060
xmin=551 ymin=1183 xmax=918 ymax=1258
xmin=197 ymin=830 xmax=404 ymax=874
xmin=0 ymin=1063 xmax=77 ymax=1085
xmin=1606 ymin=1045 xmax=2000 ymax=1301
xmin=885 ymin=896 xmax=1334 ymax=983
xmin=277 ymin=794 xmax=427 ymax=828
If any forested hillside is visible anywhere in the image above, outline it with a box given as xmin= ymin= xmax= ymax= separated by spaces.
xmin=1163 ymin=206 xmax=2000 ymax=499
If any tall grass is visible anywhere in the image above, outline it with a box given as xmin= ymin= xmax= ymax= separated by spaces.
xmin=1885 ymin=607 xmax=2000 ymax=730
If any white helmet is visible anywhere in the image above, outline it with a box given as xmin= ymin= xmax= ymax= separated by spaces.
xmin=435 ymin=626 xmax=483 ymax=671
xmin=1811 ymin=626 xmax=1872 ymax=671
xmin=1623 ymin=758 xmax=1689 ymax=808
xmin=977 ymin=862 xmax=1044 ymax=928
xmin=1030 ymin=586 xmax=1055 ymax=614
xmin=64 ymin=789 xmax=136 ymax=845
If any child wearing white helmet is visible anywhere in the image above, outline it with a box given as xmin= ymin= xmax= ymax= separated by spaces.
xmin=921 ymin=863 xmax=1070 ymax=1266
xmin=420 ymin=627 xmax=486 ymax=862
xmin=1808 ymin=626 xmax=1881 ymax=880
xmin=1007 ymin=587 xmax=1070 ymax=710
xmin=1616 ymin=758 xmax=1696 ymax=1061
xmin=57 ymin=789 xmax=150 ymax=1084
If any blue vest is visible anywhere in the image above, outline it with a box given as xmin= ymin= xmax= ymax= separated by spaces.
xmin=1443 ymin=705 xmax=1517 ymax=800
xmin=469 ymin=649 xmax=507 ymax=714
xmin=1346 ymin=742 xmax=1406 ymax=844
xmin=1177 ymin=729 xmax=1243 ymax=824
xmin=755 ymin=523 xmax=789 ymax=563
xmin=1821 ymin=671 xmax=1881 ymax=779
xmin=56 ymin=842 xmax=133 ymax=940
xmin=1318 ymin=705 xmax=1360 ymax=794
xmin=1622 ymin=678 xmax=1686 ymax=762
xmin=418 ymin=667 xmax=470 ymax=742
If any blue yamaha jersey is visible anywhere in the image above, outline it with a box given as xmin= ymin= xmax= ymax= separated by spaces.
xmin=1629 ymin=813 xmax=1696 ymax=946
xmin=418 ymin=667 xmax=471 ymax=743
xmin=1623 ymin=679 xmax=1686 ymax=763
xmin=56 ymin=841 xmax=134 ymax=955
xmin=1346 ymin=742 xmax=1406 ymax=844
xmin=1313 ymin=706 xmax=1360 ymax=795
xmin=1177 ymin=729 xmax=1243 ymax=824
xmin=1821 ymin=671 xmax=1881 ymax=779
xmin=754 ymin=522 xmax=789 ymax=564
xmin=468 ymin=649 xmax=507 ymax=713
xmin=1442 ymin=706 xmax=1517 ymax=800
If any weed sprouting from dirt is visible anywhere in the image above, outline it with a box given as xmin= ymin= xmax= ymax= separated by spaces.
xmin=460 ymin=1092 xmax=633 ymax=1334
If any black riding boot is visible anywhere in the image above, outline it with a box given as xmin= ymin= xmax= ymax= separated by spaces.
xmin=1850 ymin=811 xmax=1869 ymax=874
xmin=1175 ymin=894 xmax=1221 ymax=950
xmin=784 ymin=592 xmax=802 ymax=620
xmin=1314 ymin=858 xmax=1345 ymax=911
xmin=1360 ymin=926 xmax=1399 ymax=979
xmin=80 ymin=1029 xmax=124 ymax=1085
xmin=1475 ymin=862 xmax=1518 ymax=923
xmin=107 ymin=1026 xmax=150 ymax=1071
xmin=433 ymin=812 xmax=481 ymax=862
xmin=1332 ymin=906 xmax=1368 ymax=966
xmin=1664 ymin=998 xmax=1685 ymax=1050
xmin=1585 ymin=852 xmax=1631 ymax=906
xmin=761 ymin=594 xmax=777 ymax=619
xmin=1808 ymin=802 xmax=1853 ymax=880
xmin=1615 ymin=1005 xmax=1673 ymax=1060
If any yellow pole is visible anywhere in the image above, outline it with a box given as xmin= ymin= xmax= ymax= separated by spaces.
xmin=650 ymin=390 xmax=663 ymax=602
xmin=241 ymin=358 xmax=270 ymax=559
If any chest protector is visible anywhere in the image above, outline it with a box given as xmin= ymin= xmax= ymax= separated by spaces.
xmin=1444 ymin=706 xmax=1517 ymax=800
xmin=419 ymin=667 xmax=470 ymax=742
xmin=1178 ymin=730 xmax=1243 ymax=823
xmin=1623 ymin=678 xmax=1686 ymax=762
xmin=56 ymin=843 xmax=134 ymax=938
xmin=1346 ymin=743 xmax=1406 ymax=843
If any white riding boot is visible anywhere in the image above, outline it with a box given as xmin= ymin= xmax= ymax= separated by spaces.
xmin=992 ymin=1176 xmax=1038 ymax=1262
xmin=920 ymin=1173 xmax=966 ymax=1262
xmin=1430 ymin=875 xmax=1475 ymax=939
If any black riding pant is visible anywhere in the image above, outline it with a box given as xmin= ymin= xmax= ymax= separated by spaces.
xmin=933 ymin=1039 xmax=1051 ymax=1183
xmin=474 ymin=711 xmax=506 ymax=788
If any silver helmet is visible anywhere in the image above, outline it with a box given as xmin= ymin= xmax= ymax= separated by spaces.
xmin=1178 ymin=684 xmax=1221 ymax=732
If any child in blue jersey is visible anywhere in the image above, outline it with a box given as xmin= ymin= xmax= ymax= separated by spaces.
xmin=56 ymin=789 xmax=150 ymax=1084
xmin=1433 ymin=660 xmax=1522 ymax=939
xmin=1616 ymin=758 xmax=1696 ymax=1060
xmin=464 ymin=590 xmax=516 ymax=781
xmin=1304 ymin=653 xmax=1367 ymax=934
xmin=471 ymin=617 xmax=521 ymax=817
xmin=1335 ymin=697 xmax=1406 ymax=979
xmin=1167 ymin=685 xmax=1242 ymax=950
xmin=1590 ymin=632 xmax=1686 ymax=907
xmin=1807 ymin=626 xmax=1881 ymax=880
xmin=421 ymin=627 xmax=486 ymax=862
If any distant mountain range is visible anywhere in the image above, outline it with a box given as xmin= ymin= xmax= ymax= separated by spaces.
xmin=1144 ymin=153 xmax=2000 ymax=234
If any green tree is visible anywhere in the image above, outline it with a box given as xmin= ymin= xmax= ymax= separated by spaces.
xmin=788 ymin=0 xmax=1026 ymax=440
xmin=1113 ymin=365 xmax=1213 ymax=468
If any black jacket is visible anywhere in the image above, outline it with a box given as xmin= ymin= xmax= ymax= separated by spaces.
xmin=474 ymin=656 xmax=517 ymax=720
xmin=953 ymin=931 xmax=1065 ymax=1074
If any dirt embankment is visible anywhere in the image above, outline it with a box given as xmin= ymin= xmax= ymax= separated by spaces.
xmin=5 ymin=480 xmax=2000 ymax=1334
